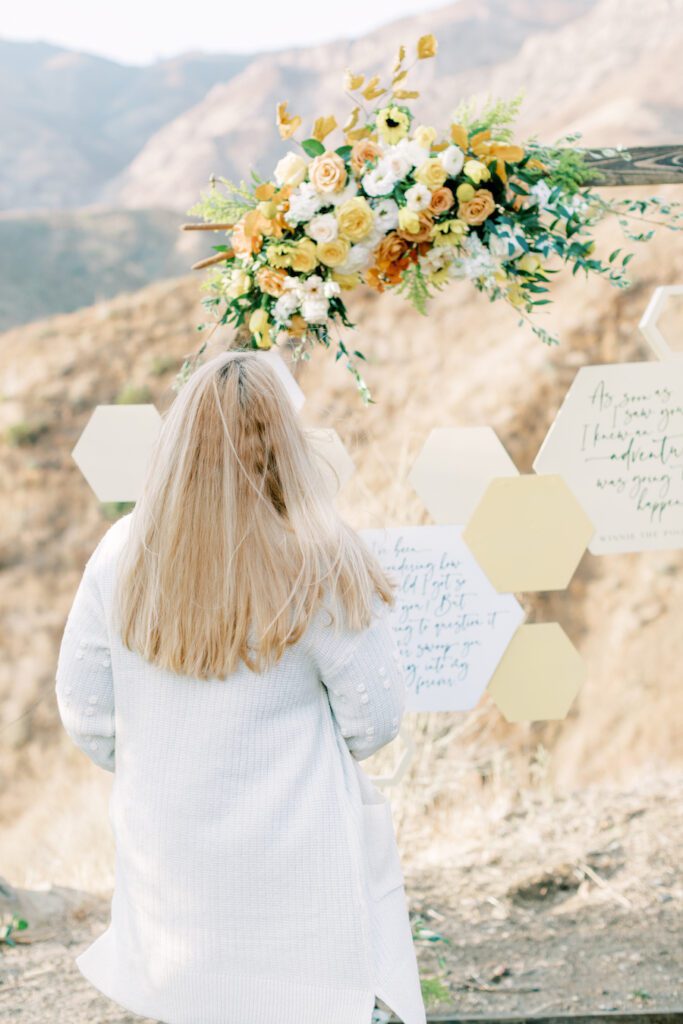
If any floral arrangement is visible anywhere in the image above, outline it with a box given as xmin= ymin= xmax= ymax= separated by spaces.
xmin=181 ymin=34 xmax=682 ymax=403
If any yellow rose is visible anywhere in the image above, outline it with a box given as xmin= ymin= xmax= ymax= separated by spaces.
xmin=516 ymin=253 xmax=543 ymax=274
xmin=456 ymin=182 xmax=475 ymax=202
xmin=248 ymin=308 xmax=272 ymax=348
xmin=398 ymin=207 xmax=420 ymax=235
xmin=226 ymin=269 xmax=252 ymax=298
xmin=331 ymin=271 xmax=362 ymax=290
xmin=316 ymin=237 xmax=351 ymax=267
xmin=290 ymin=237 xmax=318 ymax=273
xmin=414 ymin=158 xmax=448 ymax=190
xmin=266 ymin=242 xmax=293 ymax=268
xmin=336 ymin=196 xmax=374 ymax=242
xmin=414 ymin=124 xmax=437 ymax=149
xmin=274 ymin=151 xmax=308 ymax=188
xmin=463 ymin=159 xmax=491 ymax=184
xmin=308 ymin=151 xmax=348 ymax=193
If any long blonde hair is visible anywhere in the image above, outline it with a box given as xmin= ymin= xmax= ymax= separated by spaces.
xmin=114 ymin=349 xmax=394 ymax=679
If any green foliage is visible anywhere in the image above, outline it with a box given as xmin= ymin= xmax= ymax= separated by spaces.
xmin=542 ymin=146 xmax=603 ymax=193
xmin=419 ymin=976 xmax=452 ymax=1007
xmin=301 ymin=138 xmax=325 ymax=158
xmin=5 ymin=419 xmax=49 ymax=446
xmin=187 ymin=177 xmax=256 ymax=224
xmin=452 ymin=90 xmax=525 ymax=140
xmin=1 ymin=914 xmax=28 ymax=948
xmin=115 ymin=384 xmax=152 ymax=404
xmin=395 ymin=262 xmax=431 ymax=315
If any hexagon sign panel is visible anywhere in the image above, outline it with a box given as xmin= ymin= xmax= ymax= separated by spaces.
xmin=307 ymin=427 xmax=356 ymax=499
xmin=72 ymin=404 xmax=162 ymax=503
xmin=462 ymin=473 xmax=594 ymax=592
xmin=487 ymin=622 xmax=586 ymax=723
xmin=533 ymin=361 xmax=683 ymax=553
xmin=408 ymin=426 xmax=519 ymax=525
xmin=639 ymin=285 xmax=683 ymax=361
xmin=360 ymin=524 xmax=525 ymax=711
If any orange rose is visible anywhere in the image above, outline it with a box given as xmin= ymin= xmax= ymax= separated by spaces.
xmin=350 ymin=139 xmax=383 ymax=175
xmin=429 ymin=187 xmax=455 ymax=215
xmin=308 ymin=151 xmax=347 ymax=193
xmin=397 ymin=209 xmax=434 ymax=243
xmin=256 ymin=266 xmax=288 ymax=297
xmin=457 ymin=188 xmax=496 ymax=225
xmin=374 ymin=232 xmax=411 ymax=271
xmin=364 ymin=266 xmax=386 ymax=292
xmin=231 ymin=218 xmax=262 ymax=258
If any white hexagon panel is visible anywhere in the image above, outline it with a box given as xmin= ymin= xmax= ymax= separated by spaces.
xmin=639 ymin=285 xmax=683 ymax=360
xmin=360 ymin=524 xmax=526 ymax=711
xmin=408 ymin=427 xmax=519 ymax=524
xmin=260 ymin=347 xmax=306 ymax=410
xmin=72 ymin=404 xmax=161 ymax=502
xmin=307 ymin=428 xmax=355 ymax=499
xmin=533 ymin=361 xmax=683 ymax=553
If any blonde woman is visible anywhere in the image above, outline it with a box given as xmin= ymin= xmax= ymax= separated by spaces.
xmin=55 ymin=350 xmax=426 ymax=1024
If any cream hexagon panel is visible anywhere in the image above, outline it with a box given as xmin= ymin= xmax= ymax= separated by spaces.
xmin=360 ymin=524 xmax=525 ymax=711
xmin=639 ymin=285 xmax=683 ymax=360
xmin=408 ymin=426 xmax=519 ymax=524
xmin=72 ymin=404 xmax=161 ymax=502
xmin=533 ymin=361 xmax=683 ymax=553
xmin=368 ymin=724 xmax=416 ymax=788
xmin=461 ymin=474 xmax=594 ymax=592
xmin=486 ymin=622 xmax=586 ymax=722
xmin=307 ymin=427 xmax=356 ymax=498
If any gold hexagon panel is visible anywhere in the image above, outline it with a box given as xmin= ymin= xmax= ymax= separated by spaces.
xmin=462 ymin=473 xmax=594 ymax=592
xmin=487 ymin=622 xmax=586 ymax=722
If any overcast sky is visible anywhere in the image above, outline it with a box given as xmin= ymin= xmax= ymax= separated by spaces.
xmin=2 ymin=0 xmax=446 ymax=65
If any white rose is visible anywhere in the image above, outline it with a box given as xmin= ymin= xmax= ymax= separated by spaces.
xmin=273 ymin=291 xmax=301 ymax=322
xmin=362 ymin=159 xmax=398 ymax=197
xmin=383 ymin=150 xmax=411 ymax=181
xmin=391 ymin=137 xmax=430 ymax=168
xmin=301 ymin=297 xmax=330 ymax=323
xmin=306 ymin=213 xmax=339 ymax=243
xmin=326 ymin=181 xmax=358 ymax=208
xmin=323 ymin=280 xmax=341 ymax=298
xmin=335 ymin=243 xmax=374 ymax=276
xmin=285 ymin=183 xmax=323 ymax=225
xmin=274 ymin=151 xmax=308 ymax=188
xmin=440 ymin=145 xmax=465 ymax=178
xmin=373 ymin=198 xmax=400 ymax=231
xmin=405 ymin=183 xmax=431 ymax=212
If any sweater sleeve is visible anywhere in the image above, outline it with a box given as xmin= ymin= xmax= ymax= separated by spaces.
xmin=309 ymin=592 xmax=406 ymax=762
xmin=55 ymin=543 xmax=115 ymax=773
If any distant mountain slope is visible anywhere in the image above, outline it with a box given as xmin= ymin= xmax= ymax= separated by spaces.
xmin=0 ymin=208 xmax=204 ymax=329
xmin=0 ymin=40 xmax=252 ymax=209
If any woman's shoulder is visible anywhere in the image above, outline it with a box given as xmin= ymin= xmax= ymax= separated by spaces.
xmin=86 ymin=510 xmax=134 ymax=575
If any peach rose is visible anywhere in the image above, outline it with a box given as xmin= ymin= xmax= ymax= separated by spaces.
xmin=457 ymin=188 xmax=496 ymax=226
xmin=350 ymin=139 xmax=383 ymax=176
xmin=429 ymin=187 xmax=454 ymax=215
xmin=309 ymin=151 xmax=348 ymax=193
xmin=397 ymin=208 xmax=434 ymax=243
xmin=256 ymin=266 xmax=288 ymax=297
xmin=231 ymin=218 xmax=262 ymax=258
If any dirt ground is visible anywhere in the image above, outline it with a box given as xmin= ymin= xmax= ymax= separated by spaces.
xmin=1 ymin=773 xmax=680 ymax=1022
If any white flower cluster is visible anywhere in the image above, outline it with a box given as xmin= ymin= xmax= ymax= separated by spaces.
xmin=273 ymin=274 xmax=341 ymax=325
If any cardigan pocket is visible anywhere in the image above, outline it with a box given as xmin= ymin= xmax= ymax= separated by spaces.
xmin=361 ymin=796 xmax=405 ymax=899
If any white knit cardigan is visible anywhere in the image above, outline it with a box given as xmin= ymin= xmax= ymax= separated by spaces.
xmin=55 ymin=511 xmax=426 ymax=1024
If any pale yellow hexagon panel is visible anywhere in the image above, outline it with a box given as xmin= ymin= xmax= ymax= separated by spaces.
xmin=408 ymin=427 xmax=519 ymax=524
xmin=638 ymin=284 xmax=683 ymax=360
xmin=307 ymin=427 xmax=355 ymax=498
xmin=462 ymin=474 xmax=594 ymax=592
xmin=368 ymin=724 xmax=415 ymax=787
xmin=72 ymin=404 xmax=161 ymax=503
xmin=487 ymin=622 xmax=586 ymax=722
